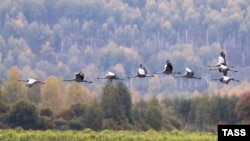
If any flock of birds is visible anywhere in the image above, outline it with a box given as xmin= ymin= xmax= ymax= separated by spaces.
xmin=18 ymin=51 xmax=241 ymax=88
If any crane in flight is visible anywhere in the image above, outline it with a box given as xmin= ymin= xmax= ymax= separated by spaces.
xmin=209 ymin=64 xmax=237 ymax=76
xmin=128 ymin=64 xmax=155 ymax=78
xmin=18 ymin=78 xmax=45 ymax=88
xmin=211 ymin=75 xmax=240 ymax=84
xmin=64 ymin=71 xmax=92 ymax=83
xmin=208 ymin=51 xmax=227 ymax=67
xmin=97 ymin=71 xmax=124 ymax=82
xmin=175 ymin=67 xmax=202 ymax=79
xmin=154 ymin=60 xmax=181 ymax=75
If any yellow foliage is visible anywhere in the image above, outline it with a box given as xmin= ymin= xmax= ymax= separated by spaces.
xmin=42 ymin=76 xmax=65 ymax=111
xmin=66 ymin=82 xmax=89 ymax=106
xmin=2 ymin=66 xmax=27 ymax=104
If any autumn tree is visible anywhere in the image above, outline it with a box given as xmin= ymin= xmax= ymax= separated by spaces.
xmin=235 ymin=92 xmax=250 ymax=124
xmin=55 ymin=107 xmax=74 ymax=121
xmin=2 ymin=66 xmax=27 ymax=104
xmin=65 ymin=82 xmax=89 ymax=106
xmin=41 ymin=76 xmax=65 ymax=111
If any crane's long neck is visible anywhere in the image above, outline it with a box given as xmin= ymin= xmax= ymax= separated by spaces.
xmin=154 ymin=71 xmax=164 ymax=74
xmin=83 ymin=80 xmax=92 ymax=83
xmin=128 ymin=74 xmax=138 ymax=78
xmin=212 ymin=78 xmax=220 ymax=81
xmin=172 ymin=72 xmax=181 ymax=74
xmin=193 ymin=76 xmax=202 ymax=79
xmin=146 ymin=75 xmax=155 ymax=77
xmin=64 ymin=79 xmax=74 ymax=81
xmin=97 ymin=77 xmax=106 ymax=79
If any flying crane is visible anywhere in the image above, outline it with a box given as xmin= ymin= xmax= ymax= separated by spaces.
xmin=208 ymin=51 xmax=227 ymax=67
xmin=154 ymin=60 xmax=181 ymax=75
xmin=97 ymin=71 xmax=124 ymax=82
xmin=18 ymin=78 xmax=45 ymax=88
xmin=209 ymin=64 xmax=237 ymax=76
xmin=128 ymin=64 xmax=155 ymax=78
xmin=212 ymin=75 xmax=240 ymax=84
xmin=175 ymin=67 xmax=202 ymax=79
xmin=64 ymin=71 xmax=92 ymax=83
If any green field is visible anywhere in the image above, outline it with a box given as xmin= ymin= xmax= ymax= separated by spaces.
xmin=0 ymin=128 xmax=217 ymax=141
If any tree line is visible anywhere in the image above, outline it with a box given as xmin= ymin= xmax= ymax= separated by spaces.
xmin=0 ymin=67 xmax=249 ymax=131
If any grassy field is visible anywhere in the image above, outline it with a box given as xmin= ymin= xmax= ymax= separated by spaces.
xmin=0 ymin=128 xmax=217 ymax=141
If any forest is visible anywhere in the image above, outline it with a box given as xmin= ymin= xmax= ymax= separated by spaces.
xmin=0 ymin=0 xmax=250 ymax=131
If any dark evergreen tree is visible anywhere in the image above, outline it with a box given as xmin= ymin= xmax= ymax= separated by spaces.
xmin=8 ymin=100 xmax=39 ymax=129
xmin=85 ymin=98 xmax=103 ymax=131
xmin=0 ymin=87 xmax=9 ymax=113
xmin=132 ymin=99 xmax=149 ymax=130
xmin=40 ymin=107 xmax=53 ymax=117
xmin=145 ymin=97 xmax=163 ymax=131
xmin=117 ymin=82 xmax=133 ymax=124
xmin=101 ymin=82 xmax=127 ymax=129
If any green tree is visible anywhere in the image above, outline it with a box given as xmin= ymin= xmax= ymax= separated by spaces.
xmin=8 ymin=99 xmax=39 ymax=129
xmin=85 ymin=98 xmax=103 ymax=131
xmin=2 ymin=66 xmax=27 ymax=104
xmin=161 ymin=105 xmax=183 ymax=130
xmin=188 ymin=95 xmax=212 ymax=129
xmin=117 ymin=82 xmax=133 ymax=124
xmin=40 ymin=107 xmax=53 ymax=117
xmin=70 ymin=103 xmax=87 ymax=118
xmin=132 ymin=99 xmax=149 ymax=130
xmin=0 ymin=87 xmax=8 ymax=113
xmin=210 ymin=95 xmax=239 ymax=124
xmin=101 ymin=82 xmax=127 ymax=129
xmin=145 ymin=97 xmax=163 ymax=131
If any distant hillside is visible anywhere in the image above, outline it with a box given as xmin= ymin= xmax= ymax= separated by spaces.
xmin=0 ymin=0 xmax=250 ymax=98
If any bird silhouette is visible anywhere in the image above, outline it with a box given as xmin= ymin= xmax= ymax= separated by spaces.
xmin=18 ymin=78 xmax=45 ymax=88
xmin=212 ymin=75 xmax=240 ymax=84
xmin=97 ymin=71 xmax=124 ymax=82
xmin=64 ymin=71 xmax=92 ymax=83
xmin=154 ymin=60 xmax=181 ymax=75
xmin=128 ymin=64 xmax=155 ymax=78
xmin=175 ymin=67 xmax=202 ymax=79
xmin=209 ymin=64 xmax=237 ymax=76
xmin=208 ymin=51 xmax=227 ymax=67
